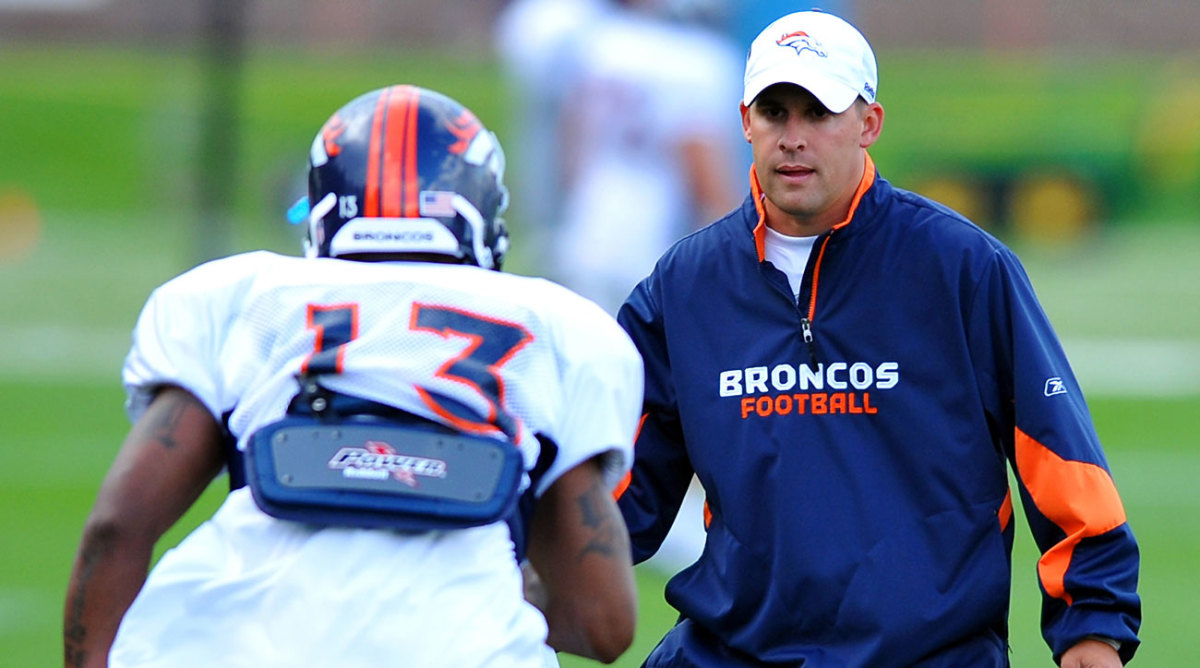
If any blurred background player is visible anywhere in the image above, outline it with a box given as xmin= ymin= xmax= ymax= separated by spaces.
xmin=63 ymin=85 xmax=642 ymax=667
xmin=496 ymin=0 xmax=744 ymax=575
xmin=493 ymin=0 xmax=613 ymax=263
xmin=542 ymin=0 xmax=745 ymax=315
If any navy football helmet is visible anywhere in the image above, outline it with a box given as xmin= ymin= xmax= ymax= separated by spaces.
xmin=302 ymin=85 xmax=509 ymax=269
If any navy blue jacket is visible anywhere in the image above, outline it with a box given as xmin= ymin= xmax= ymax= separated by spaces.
xmin=616 ymin=160 xmax=1140 ymax=667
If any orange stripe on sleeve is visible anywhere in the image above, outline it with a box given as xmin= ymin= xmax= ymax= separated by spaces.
xmin=612 ymin=471 xmax=632 ymax=501
xmin=612 ymin=414 xmax=648 ymax=501
xmin=998 ymin=489 xmax=1013 ymax=532
xmin=1014 ymin=426 xmax=1127 ymax=605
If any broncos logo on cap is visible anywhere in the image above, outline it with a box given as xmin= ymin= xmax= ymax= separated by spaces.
xmin=776 ymin=30 xmax=827 ymax=58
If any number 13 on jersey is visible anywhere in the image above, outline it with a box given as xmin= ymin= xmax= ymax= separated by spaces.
xmin=302 ymin=301 xmax=534 ymax=440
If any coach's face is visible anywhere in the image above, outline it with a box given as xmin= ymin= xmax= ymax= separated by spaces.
xmin=742 ymin=83 xmax=883 ymax=236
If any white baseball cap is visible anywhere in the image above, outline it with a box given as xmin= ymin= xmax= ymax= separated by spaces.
xmin=742 ymin=10 xmax=878 ymax=113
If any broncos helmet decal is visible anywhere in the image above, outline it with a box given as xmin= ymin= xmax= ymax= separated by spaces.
xmin=304 ymin=85 xmax=510 ymax=269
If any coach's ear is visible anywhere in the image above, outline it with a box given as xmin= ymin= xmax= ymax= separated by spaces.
xmin=859 ymin=101 xmax=884 ymax=149
xmin=740 ymin=102 xmax=752 ymax=143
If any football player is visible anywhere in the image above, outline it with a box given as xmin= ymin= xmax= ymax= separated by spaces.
xmin=65 ymin=85 xmax=642 ymax=667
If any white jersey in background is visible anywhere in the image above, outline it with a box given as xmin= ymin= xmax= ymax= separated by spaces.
xmin=551 ymin=9 xmax=744 ymax=314
xmin=494 ymin=0 xmax=613 ymax=254
xmin=109 ymin=251 xmax=644 ymax=667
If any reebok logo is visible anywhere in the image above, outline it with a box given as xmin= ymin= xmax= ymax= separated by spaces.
xmin=1044 ymin=377 xmax=1067 ymax=397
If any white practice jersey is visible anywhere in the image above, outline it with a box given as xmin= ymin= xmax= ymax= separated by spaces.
xmin=111 ymin=251 xmax=643 ymax=667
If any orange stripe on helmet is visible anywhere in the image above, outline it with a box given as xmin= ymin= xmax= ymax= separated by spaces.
xmin=364 ymin=87 xmax=391 ymax=218
xmin=402 ymin=89 xmax=421 ymax=217
xmin=380 ymin=85 xmax=415 ymax=218
xmin=1014 ymin=426 xmax=1127 ymax=605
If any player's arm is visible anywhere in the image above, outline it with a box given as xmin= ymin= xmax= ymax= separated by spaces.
xmin=524 ymin=455 xmax=636 ymax=664
xmin=64 ymin=386 xmax=225 ymax=668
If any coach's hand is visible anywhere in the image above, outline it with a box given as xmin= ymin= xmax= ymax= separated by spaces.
xmin=1060 ymin=638 xmax=1122 ymax=668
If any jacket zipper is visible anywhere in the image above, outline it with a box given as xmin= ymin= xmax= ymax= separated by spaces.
xmin=799 ymin=231 xmax=835 ymax=369
xmin=799 ymin=316 xmax=817 ymax=369
xmin=784 ymin=153 xmax=872 ymax=366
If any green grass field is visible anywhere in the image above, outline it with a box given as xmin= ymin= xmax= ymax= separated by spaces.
xmin=6 ymin=386 xmax=1196 ymax=667
xmin=2 ymin=44 xmax=1198 ymax=667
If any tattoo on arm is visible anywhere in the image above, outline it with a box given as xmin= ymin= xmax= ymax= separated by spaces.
xmin=63 ymin=527 xmax=115 ymax=667
xmin=574 ymin=480 xmax=620 ymax=561
xmin=63 ymin=387 xmax=212 ymax=666
xmin=146 ymin=391 xmax=190 ymax=450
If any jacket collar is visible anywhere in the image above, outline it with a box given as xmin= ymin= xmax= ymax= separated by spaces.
xmin=749 ymin=153 xmax=877 ymax=262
